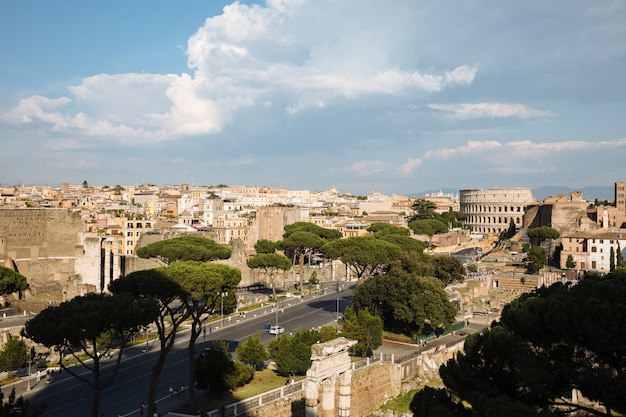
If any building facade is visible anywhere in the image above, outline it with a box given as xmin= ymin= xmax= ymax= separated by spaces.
xmin=460 ymin=188 xmax=536 ymax=234
xmin=559 ymin=230 xmax=626 ymax=273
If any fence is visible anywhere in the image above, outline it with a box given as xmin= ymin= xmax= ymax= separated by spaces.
xmin=168 ymin=330 xmax=469 ymax=417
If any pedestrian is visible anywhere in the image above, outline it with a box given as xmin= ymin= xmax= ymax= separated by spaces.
xmin=36 ymin=370 xmax=41 ymax=382
xmin=140 ymin=402 xmax=146 ymax=417
xmin=168 ymin=386 xmax=174 ymax=396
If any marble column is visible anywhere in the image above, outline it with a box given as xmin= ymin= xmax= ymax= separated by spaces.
xmin=305 ymin=379 xmax=319 ymax=417
xmin=321 ymin=377 xmax=336 ymax=417
xmin=112 ymin=240 xmax=120 ymax=281
xmin=338 ymin=370 xmax=352 ymax=417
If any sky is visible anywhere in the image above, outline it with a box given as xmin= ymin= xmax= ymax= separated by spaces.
xmin=1 ymin=1 xmax=625 ymax=196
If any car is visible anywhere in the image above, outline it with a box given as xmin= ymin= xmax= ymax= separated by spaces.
xmin=268 ymin=325 xmax=285 ymax=335
xmin=199 ymin=346 xmax=213 ymax=358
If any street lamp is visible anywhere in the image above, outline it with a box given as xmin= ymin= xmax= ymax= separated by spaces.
xmin=274 ymin=300 xmax=279 ymax=339
xmin=220 ymin=292 xmax=224 ymax=328
xmin=142 ymin=326 xmax=149 ymax=353
xmin=336 ymin=284 xmax=340 ymax=320
xmin=27 ymin=344 xmax=32 ymax=391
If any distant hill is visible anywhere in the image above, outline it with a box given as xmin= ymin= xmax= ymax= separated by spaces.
xmin=409 ymin=186 xmax=614 ymax=202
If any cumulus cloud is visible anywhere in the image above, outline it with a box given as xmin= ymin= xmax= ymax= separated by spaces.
xmin=437 ymin=137 xmax=626 ymax=166
xmin=398 ymin=137 xmax=626 ymax=177
xmin=2 ymin=0 xmax=477 ymax=143
xmin=427 ymin=102 xmax=554 ymax=120
xmin=346 ymin=160 xmax=388 ymax=177
xmin=2 ymin=96 xmax=71 ymax=126
xmin=2 ymin=0 xmax=624 ymax=192
xmin=399 ymin=157 xmax=422 ymax=175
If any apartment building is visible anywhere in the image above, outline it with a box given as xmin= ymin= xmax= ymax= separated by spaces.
xmin=213 ymin=212 xmax=253 ymax=249
xmin=123 ymin=218 xmax=154 ymax=255
xmin=560 ymin=230 xmax=626 ymax=273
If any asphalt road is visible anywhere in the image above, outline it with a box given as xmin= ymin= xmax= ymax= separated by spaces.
xmin=8 ymin=287 xmax=352 ymax=417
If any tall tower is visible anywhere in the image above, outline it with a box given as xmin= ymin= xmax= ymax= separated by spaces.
xmin=615 ymin=181 xmax=626 ymax=216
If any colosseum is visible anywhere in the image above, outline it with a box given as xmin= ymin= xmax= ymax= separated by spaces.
xmin=460 ymin=187 xmax=536 ymax=234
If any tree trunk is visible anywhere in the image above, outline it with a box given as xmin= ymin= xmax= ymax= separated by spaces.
xmin=187 ymin=318 xmax=201 ymax=406
xmin=147 ymin=365 xmax=160 ymax=417
xmin=91 ymin=386 xmax=102 ymax=417
xmin=298 ymin=253 xmax=305 ymax=297
xmin=147 ymin=331 xmax=176 ymax=417
xmin=270 ymin=270 xmax=278 ymax=300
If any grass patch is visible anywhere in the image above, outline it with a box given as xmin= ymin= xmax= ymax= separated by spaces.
xmin=231 ymin=368 xmax=290 ymax=399
xmin=382 ymin=332 xmax=415 ymax=344
xmin=370 ymin=377 xmax=444 ymax=417
xmin=0 ymin=375 xmax=20 ymax=386
xmin=376 ymin=389 xmax=416 ymax=415
xmin=178 ymin=368 xmax=291 ymax=414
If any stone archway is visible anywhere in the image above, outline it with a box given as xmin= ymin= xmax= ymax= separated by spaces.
xmin=305 ymin=337 xmax=357 ymax=417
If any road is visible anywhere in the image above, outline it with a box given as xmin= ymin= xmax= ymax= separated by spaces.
xmin=7 ymin=287 xmax=352 ymax=417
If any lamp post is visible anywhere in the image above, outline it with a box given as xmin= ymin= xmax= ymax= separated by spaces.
xmin=220 ymin=292 xmax=224 ymax=328
xmin=27 ymin=344 xmax=32 ymax=391
xmin=274 ymin=300 xmax=279 ymax=339
xmin=144 ymin=326 xmax=149 ymax=352
xmin=336 ymin=284 xmax=340 ymax=320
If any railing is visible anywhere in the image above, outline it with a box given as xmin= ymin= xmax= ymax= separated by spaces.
xmin=195 ymin=380 xmax=305 ymax=417
xmin=169 ymin=335 xmax=468 ymax=417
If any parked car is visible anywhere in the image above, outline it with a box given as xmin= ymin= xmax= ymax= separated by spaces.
xmin=268 ymin=325 xmax=285 ymax=335
xmin=199 ymin=346 xmax=212 ymax=358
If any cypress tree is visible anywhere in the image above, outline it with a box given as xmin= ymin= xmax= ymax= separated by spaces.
xmin=610 ymin=246 xmax=616 ymax=271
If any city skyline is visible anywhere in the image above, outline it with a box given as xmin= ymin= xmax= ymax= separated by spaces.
xmin=1 ymin=1 xmax=625 ymax=195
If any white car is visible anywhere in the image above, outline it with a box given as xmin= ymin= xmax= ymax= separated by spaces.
xmin=268 ymin=325 xmax=285 ymax=335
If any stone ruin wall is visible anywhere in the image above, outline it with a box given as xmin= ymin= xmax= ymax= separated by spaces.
xmin=349 ymin=363 xmax=401 ymax=417
xmin=0 ymin=208 xmax=327 ymax=307
xmin=231 ymin=340 xmax=464 ymax=417
xmin=233 ymin=363 xmax=398 ymax=417
xmin=0 ymin=209 xmax=86 ymax=300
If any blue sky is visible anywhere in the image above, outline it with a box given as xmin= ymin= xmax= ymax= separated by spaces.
xmin=1 ymin=1 xmax=625 ymax=196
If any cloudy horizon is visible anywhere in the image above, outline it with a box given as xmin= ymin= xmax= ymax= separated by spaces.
xmin=1 ymin=1 xmax=625 ymax=195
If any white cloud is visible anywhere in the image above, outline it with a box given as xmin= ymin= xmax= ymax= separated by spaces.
xmin=419 ymin=137 xmax=626 ymax=167
xmin=1 ymin=0 xmax=479 ymax=144
xmin=346 ymin=160 xmax=388 ymax=177
xmin=399 ymin=157 xmax=422 ymax=175
xmin=2 ymin=0 xmax=625 ymax=193
xmin=427 ymin=102 xmax=554 ymax=120
xmin=2 ymin=96 xmax=71 ymax=126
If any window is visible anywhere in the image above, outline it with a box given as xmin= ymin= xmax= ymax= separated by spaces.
xmin=591 ymin=247 xmax=597 ymax=252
